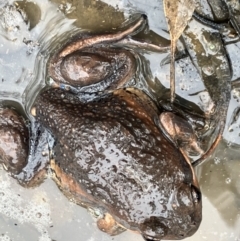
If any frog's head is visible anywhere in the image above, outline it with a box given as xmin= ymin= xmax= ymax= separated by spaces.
xmin=137 ymin=144 xmax=202 ymax=241
xmin=137 ymin=112 xmax=202 ymax=240
xmin=140 ymin=182 xmax=201 ymax=240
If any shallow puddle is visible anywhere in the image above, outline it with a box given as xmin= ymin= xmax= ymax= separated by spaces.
xmin=0 ymin=0 xmax=240 ymax=241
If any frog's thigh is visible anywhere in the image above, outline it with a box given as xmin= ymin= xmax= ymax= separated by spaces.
xmin=97 ymin=213 xmax=126 ymax=236
xmin=50 ymin=159 xmax=101 ymax=206
xmin=159 ymin=112 xmax=203 ymax=155
xmin=50 ymin=160 xmax=126 ymax=236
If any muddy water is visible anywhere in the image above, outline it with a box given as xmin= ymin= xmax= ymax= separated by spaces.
xmin=0 ymin=0 xmax=240 ymax=241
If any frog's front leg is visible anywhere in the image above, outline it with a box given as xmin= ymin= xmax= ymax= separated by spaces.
xmin=159 ymin=112 xmax=204 ymax=159
xmin=159 ymin=112 xmax=203 ymax=186
xmin=0 ymin=107 xmax=53 ymax=187
xmin=15 ymin=120 xmax=54 ymax=187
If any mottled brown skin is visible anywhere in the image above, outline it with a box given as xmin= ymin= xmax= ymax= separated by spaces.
xmin=0 ymin=108 xmax=29 ymax=175
xmin=31 ymin=87 xmax=202 ymax=240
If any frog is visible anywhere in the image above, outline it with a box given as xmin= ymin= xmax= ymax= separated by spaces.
xmin=0 ymin=15 xmax=203 ymax=240
xmin=34 ymin=87 xmax=202 ymax=240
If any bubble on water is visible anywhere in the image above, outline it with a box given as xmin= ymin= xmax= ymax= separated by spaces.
xmin=227 ymin=141 xmax=232 ymax=147
xmin=232 ymin=89 xmax=240 ymax=100
xmin=23 ymin=38 xmax=40 ymax=55
xmin=58 ymin=3 xmax=76 ymax=14
xmin=207 ymin=42 xmax=220 ymax=54
xmin=198 ymin=91 xmax=214 ymax=114
xmin=202 ymin=65 xmax=215 ymax=76
xmin=214 ymin=157 xmax=221 ymax=165
xmin=225 ymin=177 xmax=231 ymax=184
xmin=0 ymin=172 xmax=52 ymax=241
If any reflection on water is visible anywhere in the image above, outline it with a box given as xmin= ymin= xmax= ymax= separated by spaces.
xmin=0 ymin=0 xmax=240 ymax=240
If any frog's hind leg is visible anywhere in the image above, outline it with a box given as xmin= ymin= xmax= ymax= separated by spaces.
xmin=50 ymin=158 xmax=126 ymax=236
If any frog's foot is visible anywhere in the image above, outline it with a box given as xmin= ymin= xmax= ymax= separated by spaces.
xmin=159 ymin=111 xmax=203 ymax=187
xmin=97 ymin=213 xmax=126 ymax=236
xmin=159 ymin=112 xmax=204 ymax=157
xmin=159 ymin=112 xmax=203 ymax=187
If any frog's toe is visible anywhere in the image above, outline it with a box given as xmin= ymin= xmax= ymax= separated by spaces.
xmin=97 ymin=213 xmax=126 ymax=236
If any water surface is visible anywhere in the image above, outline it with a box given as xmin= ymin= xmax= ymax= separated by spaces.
xmin=0 ymin=0 xmax=240 ymax=240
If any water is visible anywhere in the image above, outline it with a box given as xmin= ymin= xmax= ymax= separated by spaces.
xmin=0 ymin=0 xmax=240 ymax=240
